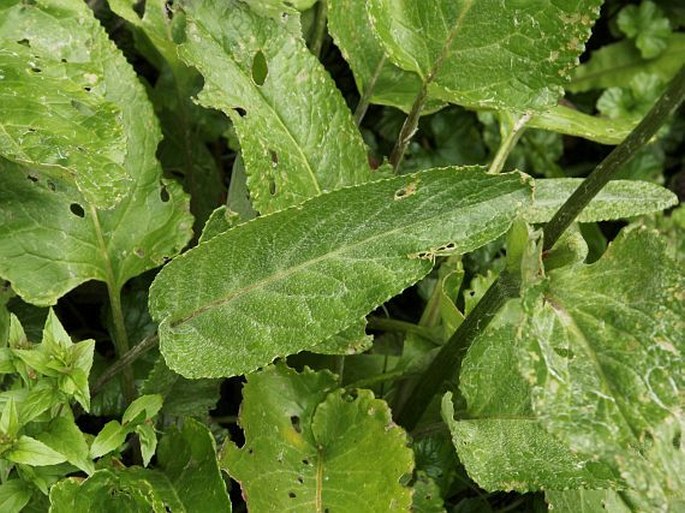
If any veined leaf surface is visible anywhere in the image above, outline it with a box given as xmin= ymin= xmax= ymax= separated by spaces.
xmin=366 ymin=0 xmax=602 ymax=112
xmin=328 ymin=0 xmax=444 ymax=114
xmin=0 ymin=0 xmax=193 ymax=305
xmin=0 ymin=2 xmax=130 ymax=209
xmin=178 ymin=0 xmax=371 ymax=214
xmin=518 ymin=226 xmax=685 ymax=508
xmin=221 ymin=364 xmax=413 ymax=512
xmin=150 ymin=167 xmax=532 ymax=377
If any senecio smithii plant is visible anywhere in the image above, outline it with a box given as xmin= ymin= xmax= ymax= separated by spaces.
xmin=0 ymin=0 xmax=683 ymax=511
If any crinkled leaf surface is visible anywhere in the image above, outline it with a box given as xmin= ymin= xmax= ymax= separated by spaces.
xmin=178 ymin=0 xmax=371 ymax=214
xmin=0 ymin=4 xmax=129 ymax=209
xmin=221 ymin=364 xmax=413 ymax=512
xmin=518 ymin=226 xmax=685 ymax=507
xmin=525 ymin=178 xmax=677 ymax=223
xmin=366 ymin=0 xmax=602 ymax=112
xmin=150 ymin=167 xmax=532 ymax=377
xmin=156 ymin=417 xmax=231 ymax=513
xmin=0 ymin=0 xmax=193 ymax=305
xmin=442 ymin=303 xmax=618 ymax=492
xmin=327 ymin=0 xmax=444 ymax=114
xmin=545 ymin=490 xmax=631 ymax=513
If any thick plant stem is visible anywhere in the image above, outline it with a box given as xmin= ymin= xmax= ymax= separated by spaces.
xmin=309 ymin=0 xmax=328 ymax=59
xmin=544 ymin=65 xmax=685 ymax=250
xmin=395 ymin=271 xmax=519 ymax=430
xmin=396 ymin=66 xmax=685 ymax=430
xmin=107 ymin=284 xmax=136 ymax=405
xmin=488 ymin=112 xmax=532 ymax=174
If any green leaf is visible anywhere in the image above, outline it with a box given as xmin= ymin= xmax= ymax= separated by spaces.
xmin=0 ymin=480 xmax=33 ymax=513
xmin=36 ymin=415 xmax=94 ymax=475
xmin=0 ymin=0 xmax=193 ymax=306
xmin=309 ymin=319 xmax=373 ymax=356
xmin=1 ymin=396 xmax=19 ymax=437
xmin=0 ymin=34 xmax=129 ymax=209
xmin=412 ymin=472 xmax=446 ymax=513
xmin=90 ymin=420 xmax=127 ymax=459
xmin=618 ymin=1 xmax=672 ymax=59
xmin=518 ymin=226 xmax=684 ymax=506
xmin=596 ymin=73 xmax=664 ymax=121
xmin=328 ymin=0 xmax=444 ymax=114
xmin=135 ymin=423 xmax=157 ymax=467
xmin=366 ymin=0 xmax=602 ymax=112
xmin=529 ymin=105 xmax=633 ymax=145
xmin=157 ymin=417 xmax=231 ymax=513
xmin=178 ymin=0 xmax=371 ymax=214
xmin=122 ymin=394 xmax=163 ymax=426
xmin=568 ymin=34 xmax=685 ymax=93
xmin=525 ymin=179 xmax=677 ymax=224
xmin=141 ymin=357 xmax=221 ymax=418
xmin=150 ymin=167 xmax=532 ymax=377
xmin=7 ymin=435 xmax=67 ymax=466
xmin=48 ymin=470 xmax=168 ymax=513
xmin=221 ymin=364 xmax=413 ymax=512
xmin=242 ymin=0 xmax=317 ymax=16
xmin=545 ymin=489 xmax=631 ymax=513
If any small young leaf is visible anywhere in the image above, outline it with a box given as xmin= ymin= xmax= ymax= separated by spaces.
xmin=150 ymin=167 xmax=532 ymax=377
xmin=178 ymin=0 xmax=372 ymax=214
xmin=36 ymin=415 xmax=94 ymax=475
xmin=222 ymin=364 xmax=413 ymax=512
xmin=90 ymin=420 xmax=127 ymax=459
xmin=366 ymin=0 xmax=602 ymax=112
xmin=617 ymin=1 xmax=672 ymax=59
xmin=122 ymin=394 xmax=163 ymax=426
xmin=157 ymin=417 xmax=232 ymax=513
xmin=134 ymin=423 xmax=157 ymax=467
xmin=0 ymin=397 xmax=19 ymax=437
xmin=7 ymin=435 xmax=67 ymax=466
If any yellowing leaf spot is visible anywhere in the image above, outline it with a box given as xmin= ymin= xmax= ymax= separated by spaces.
xmin=394 ymin=179 xmax=420 ymax=200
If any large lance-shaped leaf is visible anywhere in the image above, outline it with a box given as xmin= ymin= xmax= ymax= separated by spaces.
xmin=366 ymin=0 xmax=602 ymax=112
xmin=327 ymin=0 xmax=444 ymax=114
xmin=149 ymin=167 xmax=533 ymax=378
xmin=518 ymin=226 xmax=685 ymax=507
xmin=0 ymin=4 xmax=131 ymax=209
xmin=0 ymin=0 xmax=193 ymax=305
xmin=221 ymin=364 xmax=413 ymax=512
xmin=178 ymin=0 xmax=371 ymax=214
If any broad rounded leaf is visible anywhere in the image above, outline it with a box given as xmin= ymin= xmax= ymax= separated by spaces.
xmin=178 ymin=0 xmax=371 ymax=214
xmin=0 ymin=0 xmax=193 ymax=305
xmin=0 ymin=7 xmax=129 ymax=209
xmin=150 ymin=167 xmax=532 ymax=377
xmin=366 ymin=0 xmax=602 ymax=112
xmin=221 ymin=365 xmax=413 ymax=512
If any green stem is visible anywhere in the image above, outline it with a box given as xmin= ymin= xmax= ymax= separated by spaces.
xmin=367 ymin=316 xmax=442 ymax=344
xmin=395 ymin=271 xmax=519 ymax=430
xmin=354 ymin=56 xmax=386 ymax=126
xmin=92 ymin=333 xmax=159 ymax=397
xmin=543 ymin=65 xmax=685 ymax=250
xmin=107 ymin=284 xmax=136 ymax=404
xmin=309 ymin=0 xmax=328 ymax=59
xmin=488 ymin=112 xmax=532 ymax=174
xmin=395 ymin=66 xmax=685 ymax=431
xmin=388 ymin=83 xmax=428 ymax=170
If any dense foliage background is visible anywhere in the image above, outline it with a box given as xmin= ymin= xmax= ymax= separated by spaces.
xmin=0 ymin=0 xmax=683 ymax=511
